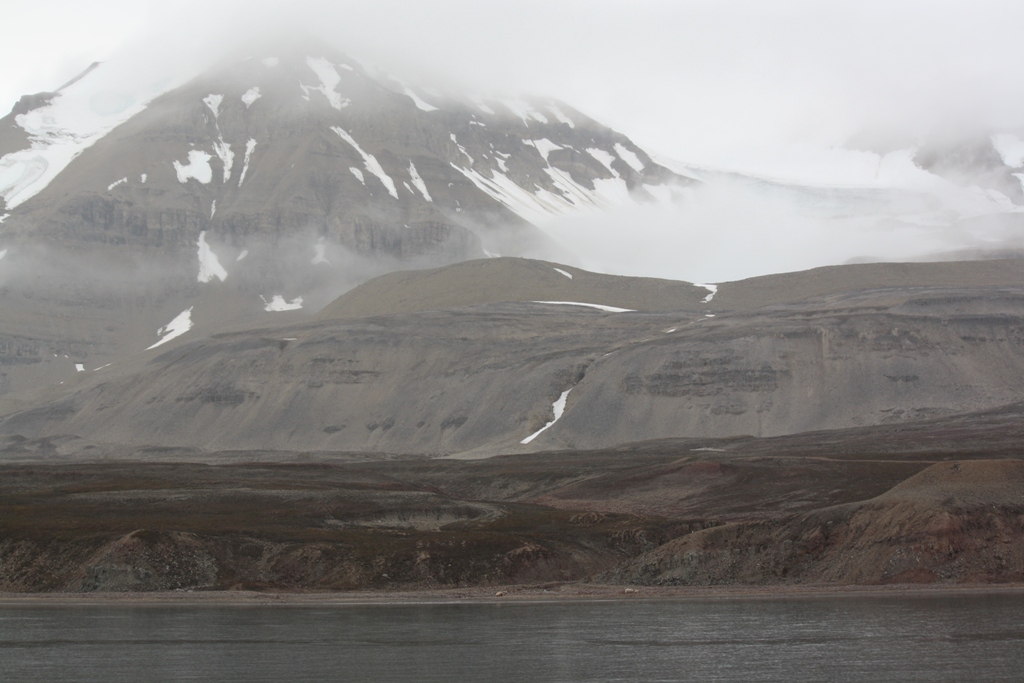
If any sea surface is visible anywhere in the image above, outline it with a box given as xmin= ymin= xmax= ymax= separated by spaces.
xmin=1 ymin=593 xmax=1023 ymax=682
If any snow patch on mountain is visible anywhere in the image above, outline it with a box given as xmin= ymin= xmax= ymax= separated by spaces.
xmin=503 ymin=99 xmax=547 ymax=125
xmin=521 ymin=388 xmax=571 ymax=444
xmin=587 ymin=148 xmax=619 ymax=177
xmin=614 ymin=143 xmax=645 ymax=173
xmin=212 ymin=139 xmax=233 ymax=182
xmin=452 ymin=163 xmax=553 ymax=223
xmin=396 ymin=81 xmax=438 ymax=112
xmin=203 ymin=94 xmax=223 ymax=119
xmin=553 ymin=267 xmax=572 ymax=279
xmin=453 ymin=161 xmax=633 ymax=225
xmin=547 ymin=104 xmax=575 ymax=128
xmin=349 ymin=167 xmax=364 ymax=184
xmin=107 ymin=177 xmax=127 ymax=191
xmin=450 ymin=134 xmax=473 ymax=165
xmin=174 ymin=150 xmax=213 ymax=184
xmin=469 ymin=96 xmax=495 ymax=115
xmin=262 ymin=295 xmax=303 ymax=312
xmin=140 ymin=173 xmax=147 ymax=183
xmin=694 ymin=283 xmax=717 ymax=303
xmin=237 ymin=139 xmax=256 ymax=187
xmin=241 ymin=87 xmax=261 ymax=108
xmin=0 ymin=61 xmax=177 ymax=209
xmin=408 ymin=161 xmax=432 ymax=201
xmin=527 ymin=139 xmax=561 ymax=162
xmin=533 ymin=301 xmax=635 ymax=313
xmin=332 ymin=127 xmax=398 ymax=198
xmin=197 ymin=231 xmax=227 ymax=282
xmin=550 ymin=164 xmax=635 ymax=210
xmin=147 ymin=307 xmax=193 ymax=350
xmin=543 ymin=167 xmax=595 ymax=206
xmin=306 ymin=57 xmax=350 ymax=111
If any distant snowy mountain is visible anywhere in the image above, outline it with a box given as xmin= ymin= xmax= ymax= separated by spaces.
xmin=667 ymin=128 xmax=1024 ymax=231
xmin=624 ymin=130 xmax=1024 ymax=281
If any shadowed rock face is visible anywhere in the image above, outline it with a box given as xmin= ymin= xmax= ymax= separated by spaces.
xmin=4 ymin=258 xmax=1024 ymax=456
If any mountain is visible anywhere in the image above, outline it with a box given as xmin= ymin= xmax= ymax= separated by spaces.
xmin=4 ymin=256 xmax=1024 ymax=457
xmin=3 ymin=35 xmax=1024 ymax=594
xmin=0 ymin=36 xmax=690 ymax=399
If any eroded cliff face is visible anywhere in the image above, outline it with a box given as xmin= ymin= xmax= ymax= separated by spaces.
xmin=605 ymin=460 xmax=1024 ymax=586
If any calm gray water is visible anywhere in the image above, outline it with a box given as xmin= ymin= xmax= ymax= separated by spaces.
xmin=1 ymin=593 xmax=1023 ymax=682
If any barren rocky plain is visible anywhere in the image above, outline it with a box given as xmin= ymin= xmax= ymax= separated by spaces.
xmin=2 ymin=257 xmax=1023 ymax=595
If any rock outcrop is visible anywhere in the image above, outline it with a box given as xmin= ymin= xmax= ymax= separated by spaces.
xmin=606 ymin=460 xmax=1024 ymax=586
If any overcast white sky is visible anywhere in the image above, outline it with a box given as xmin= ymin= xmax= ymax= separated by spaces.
xmin=3 ymin=0 xmax=1024 ymax=280
xmin=5 ymin=0 xmax=1023 ymax=171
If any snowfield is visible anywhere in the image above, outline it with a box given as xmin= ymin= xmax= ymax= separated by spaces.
xmin=147 ymin=307 xmax=193 ymax=349
xmin=0 ymin=60 xmax=183 ymax=209
xmin=174 ymin=151 xmax=213 ymax=184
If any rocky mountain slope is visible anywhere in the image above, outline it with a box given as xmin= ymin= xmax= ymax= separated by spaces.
xmin=0 ymin=36 xmax=690 ymax=399
xmin=3 ymin=257 xmax=1024 ymax=456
